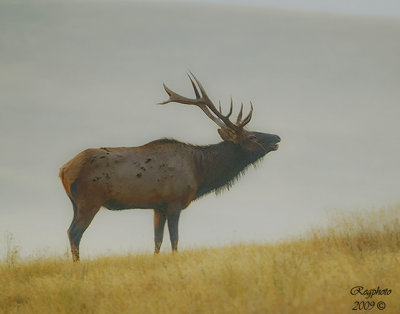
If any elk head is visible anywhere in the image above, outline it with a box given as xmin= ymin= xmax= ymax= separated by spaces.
xmin=160 ymin=72 xmax=281 ymax=158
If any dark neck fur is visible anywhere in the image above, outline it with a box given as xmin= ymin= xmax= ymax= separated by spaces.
xmin=193 ymin=141 xmax=265 ymax=199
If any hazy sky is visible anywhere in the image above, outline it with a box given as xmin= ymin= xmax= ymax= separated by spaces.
xmin=4 ymin=0 xmax=400 ymax=16
xmin=152 ymin=0 xmax=400 ymax=17
xmin=1 ymin=1 xmax=399 ymax=258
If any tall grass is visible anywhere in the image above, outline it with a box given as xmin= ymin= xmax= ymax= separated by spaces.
xmin=1 ymin=205 xmax=399 ymax=313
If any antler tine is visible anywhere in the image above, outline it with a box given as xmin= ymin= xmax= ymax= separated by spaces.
xmin=218 ymin=99 xmax=233 ymax=119
xmin=237 ymin=102 xmax=243 ymax=124
xmin=238 ymin=102 xmax=253 ymax=128
xmin=160 ymin=73 xmax=202 ymax=105
xmin=188 ymin=71 xmax=238 ymax=130
xmin=187 ymin=73 xmax=201 ymax=99
xmin=159 ymin=83 xmax=195 ymax=105
xmin=189 ymin=72 xmax=224 ymax=116
xmin=188 ymin=71 xmax=211 ymax=102
xmin=226 ymin=98 xmax=233 ymax=118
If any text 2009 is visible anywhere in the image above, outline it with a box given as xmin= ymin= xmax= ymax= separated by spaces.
xmin=352 ymin=301 xmax=386 ymax=311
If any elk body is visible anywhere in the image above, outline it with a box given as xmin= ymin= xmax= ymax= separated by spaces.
xmin=59 ymin=73 xmax=280 ymax=261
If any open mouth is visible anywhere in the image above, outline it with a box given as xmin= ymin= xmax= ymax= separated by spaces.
xmin=269 ymin=138 xmax=280 ymax=151
xmin=271 ymin=143 xmax=279 ymax=151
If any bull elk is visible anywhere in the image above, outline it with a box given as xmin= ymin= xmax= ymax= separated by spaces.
xmin=59 ymin=73 xmax=281 ymax=261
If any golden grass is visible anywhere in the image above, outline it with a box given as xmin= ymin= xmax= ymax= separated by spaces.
xmin=1 ymin=205 xmax=400 ymax=314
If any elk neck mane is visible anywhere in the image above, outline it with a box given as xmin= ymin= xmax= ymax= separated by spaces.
xmin=144 ymin=138 xmax=266 ymax=199
xmin=192 ymin=140 xmax=266 ymax=199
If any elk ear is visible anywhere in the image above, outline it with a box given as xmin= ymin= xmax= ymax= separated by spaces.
xmin=218 ymin=127 xmax=238 ymax=143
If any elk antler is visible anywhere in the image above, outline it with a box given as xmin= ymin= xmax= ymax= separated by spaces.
xmin=160 ymin=72 xmax=253 ymax=131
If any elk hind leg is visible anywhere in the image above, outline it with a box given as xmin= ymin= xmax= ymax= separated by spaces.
xmin=154 ymin=210 xmax=166 ymax=254
xmin=68 ymin=202 xmax=100 ymax=262
xmin=167 ymin=210 xmax=181 ymax=253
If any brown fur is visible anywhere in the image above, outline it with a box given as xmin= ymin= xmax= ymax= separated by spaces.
xmin=60 ymin=133 xmax=279 ymax=261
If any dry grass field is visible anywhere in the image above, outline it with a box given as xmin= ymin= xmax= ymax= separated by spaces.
xmin=1 ymin=205 xmax=399 ymax=314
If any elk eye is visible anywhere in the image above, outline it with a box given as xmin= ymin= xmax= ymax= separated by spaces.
xmin=249 ymin=135 xmax=257 ymax=140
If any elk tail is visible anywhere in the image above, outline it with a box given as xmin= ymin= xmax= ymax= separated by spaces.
xmin=59 ymin=166 xmax=72 ymax=197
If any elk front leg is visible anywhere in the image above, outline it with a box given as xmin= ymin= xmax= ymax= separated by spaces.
xmin=154 ymin=210 xmax=166 ymax=254
xmin=167 ymin=210 xmax=181 ymax=253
